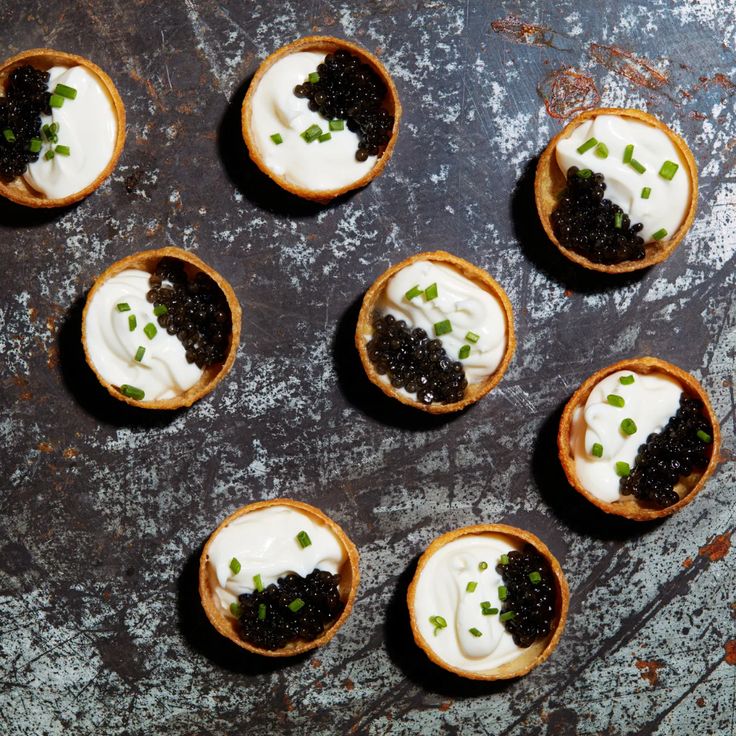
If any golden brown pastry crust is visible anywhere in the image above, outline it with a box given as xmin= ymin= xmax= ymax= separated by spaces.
xmin=81 ymin=247 xmax=241 ymax=410
xmin=407 ymin=523 xmax=569 ymax=680
xmin=534 ymin=108 xmax=698 ymax=273
xmin=0 ymin=48 xmax=126 ymax=208
xmin=558 ymin=356 xmax=721 ymax=520
xmin=355 ymin=250 xmax=515 ymax=414
xmin=199 ymin=498 xmax=360 ymax=657
xmin=241 ymin=35 xmax=401 ymax=203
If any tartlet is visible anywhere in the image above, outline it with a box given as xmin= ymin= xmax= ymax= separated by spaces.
xmin=535 ymin=107 xmax=698 ymax=273
xmin=199 ymin=498 xmax=360 ymax=657
xmin=0 ymin=48 xmax=126 ymax=208
xmin=241 ymin=35 xmax=401 ymax=203
xmin=82 ymin=247 xmax=241 ymax=410
xmin=407 ymin=523 xmax=568 ymax=680
xmin=355 ymin=250 xmax=515 ymax=414
xmin=559 ymin=357 xmax=720 ymax=520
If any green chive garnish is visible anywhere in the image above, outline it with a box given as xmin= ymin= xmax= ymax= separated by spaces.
xmin=482 ymin=606 xmax=499 ymax=616
xmin=607 ymin=394 xmax=625 ymax=408
xmin=301 ymin=124 xmax=322 ymax=143
xmin=49 ymin=94 xmax=64 ymax=108
xmin=29 ymin=138 xmax=42 ymax=153
xmin=615 ymin=461 xmax=631 ymax=477
xmin=258 ymin=603 xmax=266 ymax=621
xmin=116 ymin=302 xmax=131 ymax=312
xmin=629 ymin=159 xmax=646 ymax=174
xmin=153 ymin=304 xmax=168 ymax=316
xmin=614 ymin=212 xmax=623 ymax=229
xmin=253 ymin=574 xmax=264 ymax=592
xmin=577 ymin=168 xmax=592 ymax=179
xmin=652 ymin=228 xmax=668 ymax=240
xmin=120 ymin=384 xmax=144 ymax=400
xmin=296 ymin=530 xmax=312 ymax=548
xmin=143 ymin=322 xmax=157 ymax=340
xmin=308 ymin=72 xmax=320 ymax=83
xmin=229 ymin=557 xmax=241 ymax=575
xmin=466 ymin=581 xmax=478 ymax=593
xmin=134 ymin=346 xmax=145 ymax=362
xmin=659 ymin=160 xmax=679 ymax=180
xmin=466 ymin=331 xmax=480 ymax=344
xmin=318 ymin=132 xmax=332 ymax=143
xmin=434 ymin=319 xmax=452 ymax=336
xmin=469 ymin=627 xmax=483 ymax=638
xmin=50 ymin=122 xmax=59 ymax=135
xmin=458 ymin=344 xmax=470 ymax=360
xmin=529 ymin=571 xmax=542 ymax=584
xmin=55 ymin=145 xmax=70 ymax=156
xmin=54 ymin=83 xmax=77 ymax=100
xmin=591 ymin=443 xmax=603 ymax=458
xmin=405 ymin=285 xmax=422 ymax=300
xmin=594 ymin=142 xmax=609 ymax=159
xmin=288 ymin=598 xmax=305 ymax=612
xmin=424 ymin=283 xmax=438 ymax=301
xmin=500 ymin=554 xmax=509 ymax=565
xmin=498 ymin=585 xmax=508 ymax=601
xmin=429 ymin=615 xmax=447 ymax=629
xmin=499 ymin=611 xmax=516 ymax=623
xmin=641 ymin=187 xmax=651 ymax=199
xmin=620 ymin=418 xmax=637 ymax=435
xmin=2 ymin=128 xmax=16 ymax=143
xmin=478 ymin=561 xmax=488 ymax=571
xmin=42 ymin=124 xmax=52 ymax=140
xmin=623 ymin=144 xmax=634 ymax=163
xmin=697 ymin=429 xmax=712 ymax=443
xmin=329 ymin=119 xmax=344 ymax=131
xmin=128 ymin=315 xmax=136 ymax=331
xmin=230 ymin=602 xmax=241 ymax=618
xmin=619 ymin=375 xmax=635 ymax=385
xmin=576 ymin=137 xmax=598 ymax=154
xmin=44 ymin=149 xmax=55 ymax=160
xmin=270 ymin=133 xmax=283 ymax=144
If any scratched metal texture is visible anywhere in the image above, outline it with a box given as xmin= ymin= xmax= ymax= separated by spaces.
xmin=1 ymin=1 xmax=735 ymax=734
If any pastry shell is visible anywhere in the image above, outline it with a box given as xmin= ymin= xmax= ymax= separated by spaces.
xmin=407 ymin=523 xmax=569 ymax=680
xmin=355 ymin=250 xmax=515 ymax=414
xmin=0 ymin=48 xmax=126 ymax=208
xmin=241 ymin=35 xmax=401 ymax=203
xmin=199 ymin=498 xmax=360 ymax=657
xmin=558 ymin=357 xmax=720 ymax=520
xmin=82 ymin=246 xmax=241 ymax=410
xmin=534 ymin=107 xmax=698 ymax=273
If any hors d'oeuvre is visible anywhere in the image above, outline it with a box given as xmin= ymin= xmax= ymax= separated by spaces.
xmin=559 ymin=357 xmax=720 ymax=519
xmin=242 ymin=36 xmax=401 ymax=203
xmin=535 ymin=108 xmax=697 ymax=272
xmin=82 ymin=247 xmax=241 ymax=410
xmin=355 ymin=251 xmax=515 ymax=413
xmin=407 ymin=524 xmax=568 ymax=680
xmin=0 ymin=49 xmax=125 ymax=207
xmin=199 ymin=499 xmax=360 ymax=656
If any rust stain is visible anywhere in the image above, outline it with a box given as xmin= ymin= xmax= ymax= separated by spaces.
xmin=696 ymin=697 xmax=706 ymax=707
xmin=682 ymin=556 xmax=693 ymax=568
xmin=724 ymin=640 xmax=736 ymax=665
xmin=635 ymin=659 xmax=664 ymax=686
xmin=730 ymin=602 xmax=736 ymax=619
xmin=538 ymin=68 xmax=600 ymax=119
xmin=690 ymin=111 xmax=707 ymax=121
xmin=102 ymin=589 xmax=111 ymax=602
xmin=344 ymin=678 xmax=354 ymax=690
xmin=564 ymin=289 xmax=573 ymax=298
xmin=699 ymin=531 xmax=732 ymax=561
xmin=589 ymin=43 xmax=668 ymax=90
xmin=283 ymin=695 xmax=294 ymax=712
xmin=491 ymin=16 xmax=560 ymax=48
xmin=37 ymin=442 xmax=54 ymax=453
xmin=439 ymin=700 xmax=452 ymax=711
xmin=694 ymin=73 xmax=736 ymax=93
xmin=29 ymin=307 xmax=38 ymax=322
xmin=311 ymin=658 xmax=321 ymax=669
xmin=46 ymin=316 xmax=56 ymax=333
xmin=20 ymin=391 xmax=32 ymax=401
xmin=47 ymin=345 xmax=59 ymax=370
xmin=12 ymin=375 xmax=28 ymax=387
xmin=63 ymin=448 xmax=79 ymax=459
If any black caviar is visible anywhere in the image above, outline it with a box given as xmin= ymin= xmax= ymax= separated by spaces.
xmin=146 ymin=258 xmax=231 ymax=369
xmin=0 ymin=65 xmax=51 ymax=181
xmin=497 ymin=546 xmax=556 ymax=648
xmin=294 ymin=49 xmax=393 ymax=161
xmin=236 ymin=570 xmax=344 ymax=650
xmin=551 ymin=166 xmax=646 ymax=264
xmin=366 ymin=314 xmax=467 ymax=405
xmin=621 ymin=394 xmax=712 ymax=508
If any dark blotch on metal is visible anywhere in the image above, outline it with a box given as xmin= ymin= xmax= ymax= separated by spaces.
xmin=589 ymin=43 xmax=668 ymax=90
xmin=491 ymin=16 xmax=569 ymax=49
xmin=538 ymin=68 xmax=601 ymax=119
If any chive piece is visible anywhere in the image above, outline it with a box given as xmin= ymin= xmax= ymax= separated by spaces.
xmin=619 ymin=375 xmax=635 ymax=385
xmin=301 ymin=124 xmax=322 ymax=142
xmin=329 ymin=119 xmax=344 ymax=131
xmin=623 ymin=144 xmax=634 ymax=163
xmin=500 ymin=554 xmax=509 ymax=565
xmin=288 ymin=598 xmax=305 ymax=613
xmin=498 ymin=585 xmax=508 ymax=601
xmin=50 ymin=122 xmax=59 ymax=134
xmin=576 ymin=137 xmax=598 ymax=154
xmin=482 ymin=606 xmax=499 ymax=616
xmin=615 ymin=461 xmax=631 ymax=477
xmin=529 ymin=571 xmax=542 ymax=584
xmin=466 ymin=581 xmax=478 ymax=593
xmin=424 ymin=283 xmax=438 ymax=301
xmin=128 ymin=315 xmax=137 ymax=331
xmin=29 ymin=138 xmax=42 ymax=153
xmin=55 ymin=145 xmax=70 ymax=156
xmin=230 ymin=602 xmax=241 ymax=618
xmin=296 ymin=530 xmax=312 ymax=548
xmin=614 ymin=212 xmax=623 ymax=229
xmin=2 ymin=128 xmax=16 ymax=143
xmin=308 ymin=71 xmax=320 ymax=83
xmin=143 ymin=322 xmax=157 ymax=340
xmin=697 ymin=429 xmax=712 ymax=443
xmin=652 ymin=228 xmax=668 ymax=240
xmin=577 ymin=168 xmax=592 ymax=179
xmin=469 ymin=627 xmax=483 ymax=638
xmin=607 ymin=394 xmax=625 ymax=408
xmin=465 ymin=331 xmax=480 ymax=344
xmin=434 ymin=319 xmax=452 ymax=336
xmin=116 ymin=302 xmax=131 ymax=312
xmin=478 ymin=561 xmax=488 ymax=571
xmin=659 ymin=160 xmax=679 ymax=180
xmin=42 ymin=123 xmax=52 ymax=140
xmin=258 ymin=603 xmax=266 ymax=621
xmin=120 ymin=384 xmax=145 ymax=400
xmin=54 ymin=83 xmax=77 ymax=100
xmin=641 ymin=187 xmax=652 ymax=199
xmin=594 ymin=142 xmax=609 ymax=159
xmin=318 ymin=132 xmax=332 ymax=143
xmin=459 ymin=344 xmax=471 ymax=360
xmin=134 ymin=346 xmax=145 ymax=362
xmin=49 ymin=94 xmax=65 ymax=108
xmin=44 ymin=149 xmax=55 ymax=160
xmin=499 ymin=611 xmax=516 ymax=623
xmin=405 ymin=284 xmax=422 ymax=301
xmin=153 ymin=304 xmax=168 ymax=316
xmin=620 ymin=418 xmax=637 ymax=435
xmin=270 ymin=132 xmax=283 ymax=144
xmin=229 ymin=557 xmax=241 ymax=575
xmin=629 ymin=158 xmax=646 ymax=174
xmin=429 ymin=615 xmax=447 ymax=629
xmin=591 ymin=443 xmax=604 ymax=458
xmin=253 ymin=574 xmax=264 ymax=592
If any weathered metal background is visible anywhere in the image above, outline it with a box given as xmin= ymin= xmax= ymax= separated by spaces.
xmin=1 ymin=1 xmax=735 ymax=734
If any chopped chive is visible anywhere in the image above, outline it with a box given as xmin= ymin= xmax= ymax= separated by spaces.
xmin=529 ymin=571 xmax=542 ymax=584
xmin=434 ymin=319 xmax=452 ymax=336
xmin=697 ymin=429 xmax=712 ymax=443
xmin=29 ymin=138 xmax=42 ymax=153
xmin=659 ymin=160 xmax=679 ymax=180
xmin=120 ymin=384 xmax=144 ymax=400
xmin=615 ymin=461 xmax=631 ymax=477
xmin=478 ymin=561 xmax=488 ymax=571
xmin=500 ymin=554 xmax=509 ymax=565
xmin=229 ymin=557 xmax=241 ymax=575
xmin=652 ymin=228 xmax=668 ymax=240
xmin=42 ymin=124 xmax=52 ymax=140
xmin=128 ymin=315 xmax=137 ymax=331
xmin=619 ymin=375 xmax=635 ymax=385
xmin=405 ymin=284 xmax=422 ymax=300
xmin=577 ymin=168 xmax=592 ymax=179
xmin=153 ymin=304 xmax=168 ymax=316
xmin=230 ymin=602 xmax=242 ymax=618
xmin=2 ymin=128 xmax=16 ymax=143
xmin=318 ymin=132 xmax=332 ymax=143
xmin=576 ymin=137 xmax=598 ymax=154
xmin=607 ymin=394 xmax=625 ymax=408
xmin=629 ymin=158 xmax=646 ymax=174
xmin=498 ymin=585 xmax=508 ymax=601
xmin=424 ymin=283 xmax=438 ymax=301
xmin=55 ymin=145 xmax=70 ymax=156
xmin=44 ymin=149 xmax=55 ymax=160
xmin=134 ymin=346 xmax=145 ymax=362
xmin=288 ymin=598 xmax=305 ymax=613
xmin=458 ymin=344 xmax=471 ymax=360
xmin=301 ymin=123 xmax=322 ymax=142
xmin=143 ymin=322 xmax=157 ymax=340
xmin=296 ymin=530 xmax=312 ymax=548
xmin=308 ymin=71 xmax=320 ymax=83
xmin=594 ymin=142 xmax=609 ymax=159
xmin=620 ymin=418 xmax=637 ymax=435
xmin=270 ymin=132 xmax=283 ymax=144
xmin=591 ymin=442 xmax=604 ymax=458
xmin=623 ymin=144 xmax=634 ymax=163
xmin=49 ymin=122 xmax=59 ymax=134
xmin=499 ymin=611 xmax=516 ymax=623
xmin=466 ymin=581 xmax=478 ymax=593
xmin=465 ymin=331 xmax=480 ymax=344
xmin=49 ymin=94 xmax=64 ymax=108
xmin=258 ymin=603 xmax=266 ymax=621
xmin=329 ymin=119 xmax=344 ymax=131
xmin=469 ymin=627 xmax=483 ymax=638
xmin=482 ymin=606 xmax=499 ymax=616
xmin=54 ymin=83 xmax=77 ymax=100
xmin=429 ymin=615 xmax=447 ymax=629
xmin=614 ymin=211 xmax=623 ymax=229
xmin=641 ymin=187 xmax=652 ymax=199
xmin=116 ymin=302 xmax=131 ymax=312
xmin=253 ymin=574 xmax=264 ymax=592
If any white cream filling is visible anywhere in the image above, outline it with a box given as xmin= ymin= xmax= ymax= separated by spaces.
xmin=413 ymin=534 xmax=524 ymax=672
xmin=556 ymin=115 xmax=690 ymax=243
xmin=250 ymin=51 xmax=376 ymax=191
xmin=84 ymin=269 xmax=203 ymax=401
xmin=24 ymin=66 xmax=117 ymax=199
xmin=207 ymin=505 xmax=347 ymax=617
xmin=570 ymin=370 xmax=683 ymax=503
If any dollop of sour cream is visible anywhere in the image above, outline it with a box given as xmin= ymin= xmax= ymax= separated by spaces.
xmin=250 ymin=51 xmax=376 ymax=191
xmin=84 ymin=269 xmax=202 ymax=401
xmin=570 ymin=370 xmax=683 ymax=503
xmin=207 ymin=505 xmax=347 ymax=616
xmin=413 ymin=534 xmax=524 ymax=672
xmin=377 ymin=261 xmax=507 ymax=384
xmin=556 ymin=115 xmax=690 ymax=243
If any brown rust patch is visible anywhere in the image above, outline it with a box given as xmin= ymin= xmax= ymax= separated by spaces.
xmin=37 ymin=442 xmax=53 ymax=453
xmin=682 ymin=557 xmax=693 ymax=569
xmin=699 ymin=532 xmax=732 ymax=561
xmin=730 ymin=602 xmax=736 ymax=619
xmin=439 ymin=700 xmax=452 ymax=711
xmin=20 ymin=391 xmax=32 ymax=401
xmin=635 ymin=659 xmax=664 ymax=686
xmin=589 ymin=44 xmax=668 ymax=89
xmin=311 ymin=658 xmax=321 ymax=669
xmin=724 ymin=640 xmax=736 ymax=665
xmin=344 ymin=678 xmax=354 ymax=690
xmin=63 ymin=448 xmax=79 ymax=459
xmin=696 ymin=697 xmax=706 ymax=707
xmin=491 ymin=16 xmax=558 ymax=47
xmin=538 ymin=68 xmax=600 ymax=119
